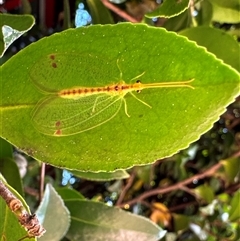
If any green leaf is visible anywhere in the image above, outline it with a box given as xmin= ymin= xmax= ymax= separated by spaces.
xmin=221 ymin=158 xmax=240 ymax=182
xmin=145 ymin=0 xmax=190 ymax=18
xmin=0 ymin=176 xmax=36 ymax=241
xmin=56 ymin=187 xmax=85 ymax=200
xmin=210 ymin=1 xmax=240 ymax=23
xmin=172 ymin=213 xmax=190 ymax=231
xmin=0 ymin=13 xmax=35 ymax=57
xmin=71 ymin=169 xmax=129 ymax=181
xmin=163 ymin=9 xmax=192 ymax=32
xmin=63 ymin=0 xmax=71 ymax=30
xmin=0 ymin=138 xmax=24 ymax=195
xmin=87 ymin=0 xmax=114 ymax=24
xmin=180 ymin=26 xmax=240 ymax=72
xmin=64 ymin=199 xmax=166 ymax=241
xmin=195 ymin=0 xmax=213 ymax=26
xmin=228 ymin=190 xmax=240 ymax=222
xmin=194 ymin=184 xmax=215 ymax=203
xmin=208 ymin=0 xmax=240 ymax=11
xmin=1 ymin=23 xmax=239 ymax=172
xmin=0 ymin=137 xmax=13 ymax=158
xmin=0 ymin=198 xmax=32 ymax=241
xmin=37 ymin=184 xmax=71 ymax=241
xmin=136 ymin=165 xmax=152 ymax=184
xmin=0 ymin=157 xmax=23 ymax=196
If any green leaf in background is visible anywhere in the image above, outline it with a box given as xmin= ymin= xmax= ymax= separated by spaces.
xmin=221 ymin=158 xmax=240 ymax=182
xmin=72 ymin=169 xmax=129 ymax=181
xmin=163 ymin=9 xmax=192 ymax=32
xmin=228 ymin=190 xmax=240 ymax=222
xmin=63 ymin=0 xmax=71 ymax=30
xmin=37 ymin=184 xmax=71 ymax=241
xmin=194 ymin=184 xmax=215 ymax=203
xmin=195 ymin=0 xmax=213 ymax=26
xmin=0 ymin=137 xmax=13 ymax=157
xmin=208 ymin=0 xmax=240 ymax=11
xmin=172 ymin=213 xmax=190 ymax=231
xmin=210 ymin=1 xmax=240 ymax=23
xmin=1 ymin=23 xmax=239 ymax=172
xmin=0 ymin=157 xmax=23 ymax=196
xmin=109 ymin=0 xmax=126 ymax=3
xmin=180 ymin=26 xmax=240 ymax=72
xmin=87 ymin=0 xmax=114 ymax=24
xmin=145 ymin=0 xmax=190 ymax=18
xmin=64 ymin=199 xmax=166 ymax=241
xmin=0 ymin=13 xmax=35 ymax=57
xmin=0 ymin=176 xmax=36 ymax=241
xmin=56 ymin=187 xmax=85 ymax=200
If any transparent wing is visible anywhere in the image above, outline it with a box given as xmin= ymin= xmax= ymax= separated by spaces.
xmin=30 ymin=53 xmax=118 ymax=93
xmin=32 ymin=94 xmax=123 ymax=136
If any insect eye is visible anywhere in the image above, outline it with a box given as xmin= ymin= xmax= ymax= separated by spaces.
xmin=136 ymin=80 xmax=141 ymax=83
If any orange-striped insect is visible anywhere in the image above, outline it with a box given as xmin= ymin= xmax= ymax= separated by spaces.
xmin=31 ymin=54 xmax=194 ymax=136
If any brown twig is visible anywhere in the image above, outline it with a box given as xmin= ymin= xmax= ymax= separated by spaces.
xmin=39 ymin=162 xmax=46 ymax=202
xmin=0 ymin=180 xmax=45 ymax=239
xmin=116 ymin=168 xmax=136 ymax=205
xmin=117 ymin=162 xmax=223 ymax=208
xmin=101 ymin=0 xmax=139 ymax=23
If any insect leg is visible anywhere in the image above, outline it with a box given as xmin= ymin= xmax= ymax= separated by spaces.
xmin=116 ymin=59 xmax=123 ymax=80
xmin=122 ymin=98 xmax=130 ymax=117
xmin=130 ymin=92 xmax=152 ymax=109
xmin=130 ymin=71 xmax=146 ymax=82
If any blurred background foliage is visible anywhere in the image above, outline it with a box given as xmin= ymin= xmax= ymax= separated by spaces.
xmin=0 ymin=0 xmax=239 ymax=240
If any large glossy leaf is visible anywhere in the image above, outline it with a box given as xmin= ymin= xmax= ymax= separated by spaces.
xmin=0 ymin=23 xmax=239 ymax=172
xmin=64 ymin=199 xmax=166 ymax=241
xmin=37 ymin=184 xmax=71 ymax=241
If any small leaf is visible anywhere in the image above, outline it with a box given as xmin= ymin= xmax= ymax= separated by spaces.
xmin=0 ymin=137 xmax=13 ymax=158
xmin=221 ymin=158 xmax=240 ymax=182
xmin=56 ymin=187 xmax=85 ymax=200
xmin=163 ymin=9 xmax=192 ymax=32
xmin=194 ymin=184 xmax=215 ymax=203
xmin=172 ymin=213 xmax=190 ymax=231
xmin=0 ymin=157 xmax=23 ymax=196
xmin=145 ymin=0 xmax=190 ymax=18
xmin=0 ymin=13 xmax=35 ymax=57
xmin=195 ymin=0 xmax=213 ymax=26
xmin=37 ymin=184 xmax=71 ymax=241
xmin=228 ymin=190 xmax=240 ymax=222
xmin=64 ymin=199 xmax=166 ymax=241
xmin=136 ymin=165 xmax=152 ymax=184
xmin=87 ymin=0 xmax=114 ymax=24
xmin=72 ymin=169 xmax=129 ymax=181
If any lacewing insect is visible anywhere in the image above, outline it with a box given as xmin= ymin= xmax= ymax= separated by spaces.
xmin=30 ymin=53 xmax=194 ymax=136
